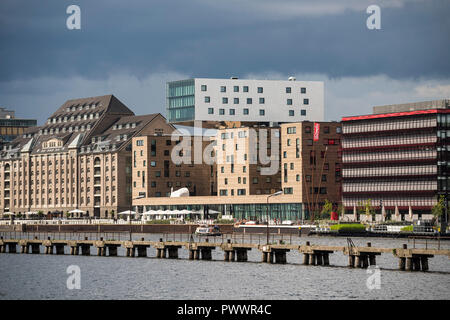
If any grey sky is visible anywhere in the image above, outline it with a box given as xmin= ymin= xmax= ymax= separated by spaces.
xmin=0 ymin=0 xmax=449 ymax=124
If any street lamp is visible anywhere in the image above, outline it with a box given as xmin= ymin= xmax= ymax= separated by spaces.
xmin=266 ymin=191 xmax=283 ymax=245
xmin=130 ymin=195 xmax=145 ymax=241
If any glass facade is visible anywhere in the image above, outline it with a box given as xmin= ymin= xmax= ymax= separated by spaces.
xmin=166 ymin=79 xmax=195 ymax=122
xmin=140 ymin=202 xmax=305 ymax=221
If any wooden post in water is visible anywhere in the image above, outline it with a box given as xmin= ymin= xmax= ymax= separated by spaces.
xmin=303 ymin=253 xmax=310 ymax=265
xmin=420 ymin=256 xmax=429 ymax=271
xmin=399 ymin=257 xmax=406 ymax=270
xmin=309 ymin=253 xmax=316 ymax=265
xmin=406 ymin=257 xmax=413 ymax=271
xmin=354 ymin=255 xmax=361 ymax=268
xmin=323 ymin=253 xmax=330 ymax=266
xmin=316 ymin=252 xmax=323 ymax=265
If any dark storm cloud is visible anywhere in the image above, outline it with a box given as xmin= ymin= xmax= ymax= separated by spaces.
xmin=0 ymin=0 xmax=449 ymax=82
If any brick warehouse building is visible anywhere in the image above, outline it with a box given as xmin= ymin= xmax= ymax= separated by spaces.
xmin=0 ymin=95 xmax=175 ymax=218
xmin=341 ymin=106 xmax=450 ymax=222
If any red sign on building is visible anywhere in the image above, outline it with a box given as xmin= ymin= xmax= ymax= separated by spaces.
xmin=313 ymin=123 xmax=320 ymax=141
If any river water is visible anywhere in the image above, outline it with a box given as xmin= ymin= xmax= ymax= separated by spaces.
xmin=0 ymin=233 xmax=449 ymax=300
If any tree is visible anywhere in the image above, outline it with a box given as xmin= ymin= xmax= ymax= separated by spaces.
xmin=38 ymin=211 xmax=44 ymax=220
xmin=320 ymin=199 xmax=333 ymax=219
xmin=66 ymin=212 xmax=71 ymax=219
xmin=364 ymin=199 xmax=376 ymax=222
xmin=432 ymin=195 xmax=445 ymax=225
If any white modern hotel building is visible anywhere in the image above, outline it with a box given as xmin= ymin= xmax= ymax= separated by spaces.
xmin=166 ymin=77 xmax=324 ymax=127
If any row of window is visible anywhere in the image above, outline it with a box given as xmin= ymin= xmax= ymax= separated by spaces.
xmin=204 ymin=96 xmax=310 ymax=105
xmin=47 ymin=112 xmax=102 ymax=125
xmin=343 ymin=180 xmax=437 ymax=192
xmin=208 ymin=108 xmax=307 ymax=117
xmin=201 ymin=85 xmax=307 ymax=94
xmin=342 ymin=149 xmax=436 ymax=163
xmin=342 ymin=165 xmax=437 ymax=178
xmin=65 ymin=102 xmax=100 ymax=112
xmin=342 ymin=134 xmax=437 ymax=149
xmin=343 ymin=117 xmax=437 ymax=134
xmin=343 ymin=197 xmax=437 ymax=207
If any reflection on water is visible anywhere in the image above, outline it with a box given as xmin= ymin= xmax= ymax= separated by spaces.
xmin=0 ymin=233 xmax=449 ymax=300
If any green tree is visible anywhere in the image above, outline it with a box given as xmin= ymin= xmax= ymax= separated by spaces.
xmin=66 ymin=212 xmax=71 ymax=219
xmin=321 ymin=199 xmax=333 ymax=219
xmin=432 ymin=195 xmax=445 ymax=225
xmin=364 ymin=199 xmax=376 ymax=221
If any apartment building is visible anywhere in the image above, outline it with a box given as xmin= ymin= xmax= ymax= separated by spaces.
xmin=166 ymin=77 xmax=324 ymax=127
xmin=280 ymin=121 xmax=343 ymax=216
xmin=215 ymin=125 xmax=281 ymax=197
xmin=131 ymin=134 xmax=216 ymax=202
xmin=0 ymin=95 xmax=175 ymax=218
xmin=341 ymin=103 xmax=450 ymax=221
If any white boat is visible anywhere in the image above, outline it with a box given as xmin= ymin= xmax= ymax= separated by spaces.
xmin=195 ymin=224 xmax=221 ymax=236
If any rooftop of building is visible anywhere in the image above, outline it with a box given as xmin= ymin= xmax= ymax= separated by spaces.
xmin=342 ymin=108 xmax=450 ymax=122
xmin=0 ymin=94 xmax=174 ymax=159
xmin=372 ymin=99 xmax=450 ymax=115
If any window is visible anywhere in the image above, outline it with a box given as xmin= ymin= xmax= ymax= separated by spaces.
xmin=257 ymin=87 xmax=263 ymax=93
xmin=234 ymin=98 xmax=239 ymax=104
xmin=284 ymin=187 xmax=293 ymax=194
xmin=253 ymin=177 xmax=258 ymax=184
xmin=287 ymin=127 xmax=296 ymax=134
xmin=230 ymin=109 xmax=235 ymax=115
xmin=205 ymin=96 xmax=210 ymax=103
xmin=336 ymin=127 xmax=342 ymax=133
xmin=243 ymin=108 xmax=249 ymax=115
xmin=243 ymin=86 xmax=249 ymax=92
xmin=296 ymin=174 xmax=300 ymax=181
xmin=301 ymin=109 xmax=307 ymax=116
xmin=303 ymin=98 xmax=309 ymax=105
xmin=287 ymin=99 xmax=292 ymax=105
xmin=220 ymin=86 xmax=226 ymax=92
xmin=289 ymin=110 xmax=294 ymax=116
xmin=305 ymin=126 xmax=311 ymax=133
xmin=259 ymin=109 xmax=265 ymax=116
xmin=219 ymin=109 xmax=225 ymax=115
xmin=286 ymin=87 xmax=291 ymax=93
xmin=283 ymin=151 xmax=287 ymax=158
xmin=150 ymin=161 xmax=156 ymax=167
xmin=259 ymin=97 xmax=265 ymax=104
xmin=136 ymin=140 xmax=144 ymax=146
xmin=307 ymin=139 xmax=313 ymax=146
xmin=301 ymin=87 xmax=306 ymax=94
xmin=234 ymin=86 xmax=239 ymax=92
xmin=208 ymin=108 xmax=214 ymax=114
xmin=201 ymin=85 xmax=207 ymax=91
xmin=222 ymin=97 xmax=228 ymax=104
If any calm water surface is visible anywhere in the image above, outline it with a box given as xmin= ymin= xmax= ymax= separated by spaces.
xmin=0 ymin=234 xmax=449 ymax=300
